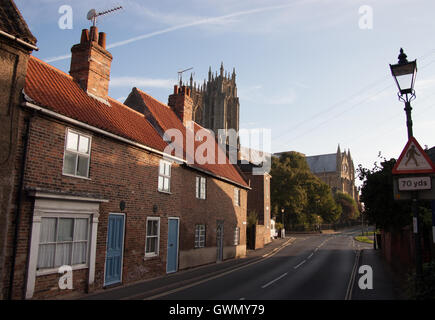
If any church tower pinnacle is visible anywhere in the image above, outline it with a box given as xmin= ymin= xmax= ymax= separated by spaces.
xmin=188 ymin=63 xmax=240 ymax=152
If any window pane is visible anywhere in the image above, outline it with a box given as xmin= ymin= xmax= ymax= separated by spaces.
xmin=66 ymin=131 xmax=78 ymax=151
xmin=37 ymin=244 xmax=55 ymax=268
xmin=196 ymin=177 xmax=199 ymax=198
xmin=55 ymin=243 xmax=72 ymax=267
xmin=200 ymin=178 xmax=206 ymax=198
xmin=146 ymin=237 xmax=157 ymax=254
xmin=159 ymin=162 xmax=165 ymax=175
xmin=147 ymin=220 xmax=158 ymax=236
xmin=57 ymin=218 xmax=74 ymax=242
xmin=72 ymin=242 xmax=87 ymax=264
xmin=40 ymin=218 xmax=57 ymax=243
xmin=163 ymin=177 xmax=169 ymax=191
xmin=63 ymin=152 xmax=77 ymax=175
xmin=158 ymin=176 xmax=164 ymax=191
xmin=78 ymin=135 xmax=90 ymax=153
xmin=234 ymin=189 xmax=240 ymax=205
xmin=77 ymin=155 xmax=89 ymax=177
xmin=234 ymin=227 xmax=240 ymax=245
xmin=195 ymin=225 xmax=205 ymax=247
xmin=74 ymin=219 xmax=88 ymax=241
xmin=147 ymin=220 xmax=152 ymax=236
xmin=165 ymin=163 xmax=171 ymax=176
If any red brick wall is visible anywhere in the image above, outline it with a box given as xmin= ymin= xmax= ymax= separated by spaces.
xmin=241 ymin=169 xmax=271 ymax=247
xmin=0 ymin=39 xmax=32 ymax=299
xmin=7 ymin=111 xmax=246 ymax=299
xmin=254 ymin=225 xmax=265 ymax=250
xmin=381 ymin=226 xmax=434 ymax=275
xmin=177 ymin=172 xmax=247 ymax=251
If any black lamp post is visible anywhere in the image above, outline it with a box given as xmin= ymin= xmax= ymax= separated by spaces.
xmin=389 ymin=48 xmax=417 ymax=139
xmin=390 ymin=48 xmax=422 ymax=282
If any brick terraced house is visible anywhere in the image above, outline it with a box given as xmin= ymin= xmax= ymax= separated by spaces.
xmin=1 ymin=1 xmax=249 ymax=299
xmin=0 ymin=0 xmax=38 ymax=300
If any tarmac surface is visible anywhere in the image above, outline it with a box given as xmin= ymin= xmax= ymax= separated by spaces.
xmin=78 ymin=228 xmax=400 ymax=300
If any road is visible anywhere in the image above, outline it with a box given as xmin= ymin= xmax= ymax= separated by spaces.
xmin=148 ymin=228 xmax=375 ymax=300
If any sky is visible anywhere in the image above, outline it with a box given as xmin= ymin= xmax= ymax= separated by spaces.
xmin=15 ymin=0 xmax=435 ymax=186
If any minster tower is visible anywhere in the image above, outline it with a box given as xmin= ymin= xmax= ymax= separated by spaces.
xmin=187 ymin=63 xmax=240 ymax=149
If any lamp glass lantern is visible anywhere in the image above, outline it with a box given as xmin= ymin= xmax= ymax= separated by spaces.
xmin=389 ymin=49 xmax=417 ymax=97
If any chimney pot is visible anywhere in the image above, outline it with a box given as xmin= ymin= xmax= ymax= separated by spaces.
xmin=98 ymin=32 xmax=106 ymax=49
xmin=80 ymin=29 xmax=89 ymax=44
xmin=90 ymin=26 xmax=98 ymax=42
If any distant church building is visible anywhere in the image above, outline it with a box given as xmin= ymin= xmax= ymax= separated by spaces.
xmin=187 ymin=63 xmax=240 ymax=149
xmin=305 ymin=145 xmax=359 ymax=203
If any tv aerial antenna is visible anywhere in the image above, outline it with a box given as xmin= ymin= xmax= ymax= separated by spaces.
xmin=87 ymin=6 xmax=123 ymax=27
xmin=178 ymin=67 xmax=193 ymax=86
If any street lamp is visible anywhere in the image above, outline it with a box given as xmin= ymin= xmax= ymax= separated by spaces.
xmin=389 ymin=48 xmax=417 ymax=139
xmin=390 ymin=48 xmax=422 ymax=281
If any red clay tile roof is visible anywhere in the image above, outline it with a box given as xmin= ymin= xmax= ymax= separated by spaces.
xmin=0 ymin=0 xmax=37 ymax=45
xmin=24 ymin=56 xmax=248 ymax=188
xmin=24 ymin=56 xmax=167 ymax=152
xmin=134 ymin=88 xmax=249 ymax=188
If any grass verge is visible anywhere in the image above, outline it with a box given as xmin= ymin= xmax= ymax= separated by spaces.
xmin=354 ymin=235 xmax=374 ymax=244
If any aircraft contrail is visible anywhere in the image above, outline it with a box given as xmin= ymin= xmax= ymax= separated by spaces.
xmin=44 ymin=2 xmax=303 ymax=63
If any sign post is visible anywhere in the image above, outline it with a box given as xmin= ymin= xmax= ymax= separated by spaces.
xmin=392 ymin=137 xmax=435 ymax=281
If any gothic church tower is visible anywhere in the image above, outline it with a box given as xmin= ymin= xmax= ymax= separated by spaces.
xmin=186 ymin=63 xmax=240 ymax=149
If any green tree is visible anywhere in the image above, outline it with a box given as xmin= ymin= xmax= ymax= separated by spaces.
xmin=271 ymin=152 xmax=342 ymax=229
xmin=358 ymin=158 xmax=412 ymax=230
xmin=270 ymin=153 xmax=307 ymax=225
xmin=334 ymin=192 xmax=360 ymax=224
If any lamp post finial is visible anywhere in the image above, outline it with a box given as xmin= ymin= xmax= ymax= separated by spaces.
xmin=398 ymin=48 xmax=408 ymax=64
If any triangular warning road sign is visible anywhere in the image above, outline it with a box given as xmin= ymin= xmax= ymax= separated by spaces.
xmin=392 ymin=137 xmax=435 ymax=174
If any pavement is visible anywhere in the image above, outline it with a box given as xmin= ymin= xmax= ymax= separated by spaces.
xmin=80 ymin=236 xmax=294 ymax=300
xmin=351 ymin=247 xmax=405 ymax=300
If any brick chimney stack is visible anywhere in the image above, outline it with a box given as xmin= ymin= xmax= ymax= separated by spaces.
xmin=168 ymin=85 xmax=193 ymax=126
xmin=69 ymin=26 xmax=113 ymax=101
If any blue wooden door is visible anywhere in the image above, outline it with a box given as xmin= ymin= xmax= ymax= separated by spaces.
xmin=166 ymin=218 xmax=179 ymax=273
xmin=105 ymin=214 xmax=125 ymax=286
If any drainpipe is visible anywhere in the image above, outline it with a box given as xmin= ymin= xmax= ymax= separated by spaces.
xmin=8 ymin=112 xmax=33 ymax=300
xmin=0 ymin=30 xmax=39 ymax=51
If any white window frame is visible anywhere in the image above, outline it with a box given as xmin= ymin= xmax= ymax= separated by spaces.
xmin=234 ymin=188 xmax=240 ymax=206
xmin=194 ymin=224 xmax=206 ymax=248
xmin=62 ymin=128 xmax=92 ymax=179
xmin=158 ymin=160 xmax=171 ymax=193
xmin=234 ymin=227 xmax=240 ymax=246
xmin=145 ymin=217 xmax=160 ymax=258
xmin=195 ymin=176 xmax=206 ymax=200
xmin=25 ymin=193 xmax=105 ymax=299
xmin=36 ymin=215 xmax=91 ymax=272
